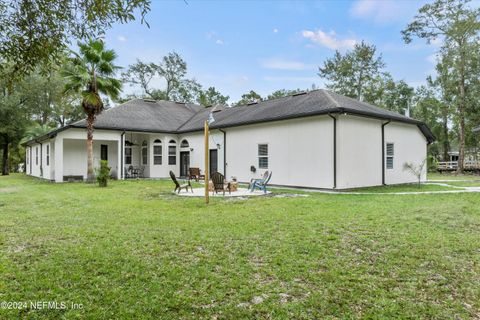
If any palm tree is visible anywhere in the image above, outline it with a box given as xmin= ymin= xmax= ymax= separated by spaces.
xmin=62 ymin=40 xmax=121 ymax=182
xmin=22 ymin=123 xmax=54 ymax=143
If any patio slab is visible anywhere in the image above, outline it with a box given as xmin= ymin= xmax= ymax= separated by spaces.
xmin=175 ymin=187 xmax=270 ymax=197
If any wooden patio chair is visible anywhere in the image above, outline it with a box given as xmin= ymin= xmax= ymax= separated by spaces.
xmin=189 ymin=167 xmax=205 ymax=181
xmin=250 ymin=171 xmax=272 ymax=194
xmin=169 ymin=171 xmax=193 ymax=194
xmin=211 ymin=171 xmax=231 ymax=195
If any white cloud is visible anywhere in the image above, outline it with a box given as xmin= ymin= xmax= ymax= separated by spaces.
xmin=117 ymin=35 xmax=127 ymax=42
xmin=301 ymin=29 xmax=357 ymax=50
xmin=350 ymin=0 xmax=418 ymax=24
xmin=206 ymin=31 xmax=226 ymax=45
xmin=273 ymin=28 xmax=279 ymax=33
xmin=260 ymin=58 xmax=313 ymax=71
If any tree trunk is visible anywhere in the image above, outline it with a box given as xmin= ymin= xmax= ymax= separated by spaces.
xmin=86 ymin=112 xmax=95 ymax=182
xmin=442 ymin=112 xmax=450 ymax=161
xmin=2 ymin=138 xmax=9 ymax=175
xmin=457 ymin=46 xmax=466 ymax=174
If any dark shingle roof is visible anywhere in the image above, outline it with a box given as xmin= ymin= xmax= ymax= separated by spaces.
xmin=71 ymin=99 xmax=203 ymax=132
xmin=24 ymin=89 xmax=435 ymax=145
xmin=177 ymin=89 xmax=435 ymax=143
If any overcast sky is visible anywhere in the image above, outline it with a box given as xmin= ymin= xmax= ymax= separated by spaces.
xmin=103 ymin=0 xmax=440 ymax=103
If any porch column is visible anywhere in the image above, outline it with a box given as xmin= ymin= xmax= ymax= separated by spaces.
xmin=54 ymin=137 xmax=63 ymax=182
xmin=118 ymin=133 xmax=123 ymax=180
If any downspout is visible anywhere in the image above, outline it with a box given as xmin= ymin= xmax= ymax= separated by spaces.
xmin=381 ymin=121 xmax=391 ymax=185
xmin=219 ymin=129 xmax=226 ymax=177
xmin=328 ymin=114 xmax=337 ymax=189
xmin=120 ymin=131 xmax=126 ymax=179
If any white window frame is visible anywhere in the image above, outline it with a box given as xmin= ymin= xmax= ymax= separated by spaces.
xmin=35 ymin=147 xmax=38 ymax=165
xmin=153 ymin=139 xmax=162 ymax=165
xmin=258 ymin=143 xmax=268 ymax=169
xmin=125 ymin=146 xmax=132 ymax=165
xmin=180 ymin=139 xmax=189 ymax=148
xmin=168 ymin=140 xmax=177 ymax=165
xmin=386 ymin=142 xmax=394 ymax=170
xmin=141 ymin=141 xmax=148 ymax=165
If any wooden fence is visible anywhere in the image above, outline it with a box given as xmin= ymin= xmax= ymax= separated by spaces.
xmin=437 ymin=161 xmax=480 ymax=171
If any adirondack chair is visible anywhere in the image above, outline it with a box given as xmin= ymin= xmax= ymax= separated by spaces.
xmin=249 ymin=171 xmax=269 ymax=190
xmin=189 ymin=167 xmax=205 ymax=181
xmin=211 ymin=172 xmax=231 ymax=195
xmin=169 ymin=171 xmax=193 ymax=193
xmin=250 ymin=171 xmax=272 ymax=194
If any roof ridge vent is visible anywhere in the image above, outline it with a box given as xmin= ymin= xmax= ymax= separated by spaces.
xmin=143 ymin=98 xmax=157 ymax=103
xmin=292 ymin=91 xmax=307 ymax=97
xmin=247 ymin=101 xmax=258 ymax=106
xmin=175 ymin=101 xmax=186 ymax=105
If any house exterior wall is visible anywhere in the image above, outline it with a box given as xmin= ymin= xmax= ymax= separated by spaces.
xmin=337 ymin=115 xmax=383 ymax=189
xmin=55 ymin=128 xmax=121 ymax=182
xmin=336 ymin=115 xmax=428 ymax=189
xmin=26 ymin=140 xmax=52 ymax=180
xmin=384 ymin=122 xmax=427 ymax=184
xmin=178 ymin=131 xmax=225 ymax=176
xmin=26 ymin=115 xmax=428 ymax=188
xmin=29 ymin=143 xmax=41 ymax=178
xmin=221 ymin=116 xmax=334 ymax=188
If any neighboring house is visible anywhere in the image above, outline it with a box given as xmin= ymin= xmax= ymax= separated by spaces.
xmin=24 ymin=90 xmax=435 ymax=189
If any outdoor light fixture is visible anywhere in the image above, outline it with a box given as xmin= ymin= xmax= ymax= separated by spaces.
xmin=190 ymin=148 xmax=194 ymax=152
xmin=216 ymin=143 xmax=221 ymax=149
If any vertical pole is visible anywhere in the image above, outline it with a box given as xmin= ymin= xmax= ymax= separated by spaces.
xmin=204 ymin=120 xmax=209 ymax=204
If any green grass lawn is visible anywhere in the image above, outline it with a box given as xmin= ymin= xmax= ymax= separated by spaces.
xmin=342 ymin=183 xmax=459 ymax=193
xmin=428 ymin=171 xmax=480 ymax=181
xmin=1 ymin=174 xmax=479 ymax=319
xmin=440 ymin=181 xmax=480 ymax=187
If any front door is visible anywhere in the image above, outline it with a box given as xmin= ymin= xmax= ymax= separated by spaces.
xmin=180 ymin=151 xmax=190 ymax=177
xmin=101 ymin=144 xmax=108 ymax=161
xmin=209 ymin=149 xmax=218 ymax=177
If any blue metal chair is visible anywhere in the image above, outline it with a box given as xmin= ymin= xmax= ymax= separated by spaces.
xmin=249 ymin=171 xmax=269 ymax=190
xmin=250 ymin=171 xmax=272 ymax=193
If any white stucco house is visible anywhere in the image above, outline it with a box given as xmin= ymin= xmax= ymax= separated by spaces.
xmin=24 ymin=89 xmax=435 ymax=189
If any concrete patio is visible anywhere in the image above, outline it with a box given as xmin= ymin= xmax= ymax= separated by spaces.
xmin=175 ymin=187 xmax=270 ymax=197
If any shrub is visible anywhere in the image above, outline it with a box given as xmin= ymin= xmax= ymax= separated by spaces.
xmin=96 ymin=160 xmax=111 ymax=187
xmin=403 ymin=159 xmax=426 ymax=187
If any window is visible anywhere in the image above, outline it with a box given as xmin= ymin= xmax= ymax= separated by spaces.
xmin=46 ymin=144 xmax=50 ymax=166
xmin=180 ymin=139 xmax=189 ymax=148
xmin=153 ymin=139 xmax=162 ymax=165
xmin=35 ymin=147 xmax=38 ymax=165
xmin=100 ymin=144 xmax=108 ymax=161
xmin=258 ymin=144 xmax=268 ymax=169
xmin=141 ymin=141 xmax=148 ymax=165
xmin=125 ymin=147 xmax=132 ymax=165
xmin=26 ymin=148 xmax=29 ymax=165
xmin=386 ymin=143 xmax=394 ymax=169
xmin=168 ymin=140 xmax=176 ymax=165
